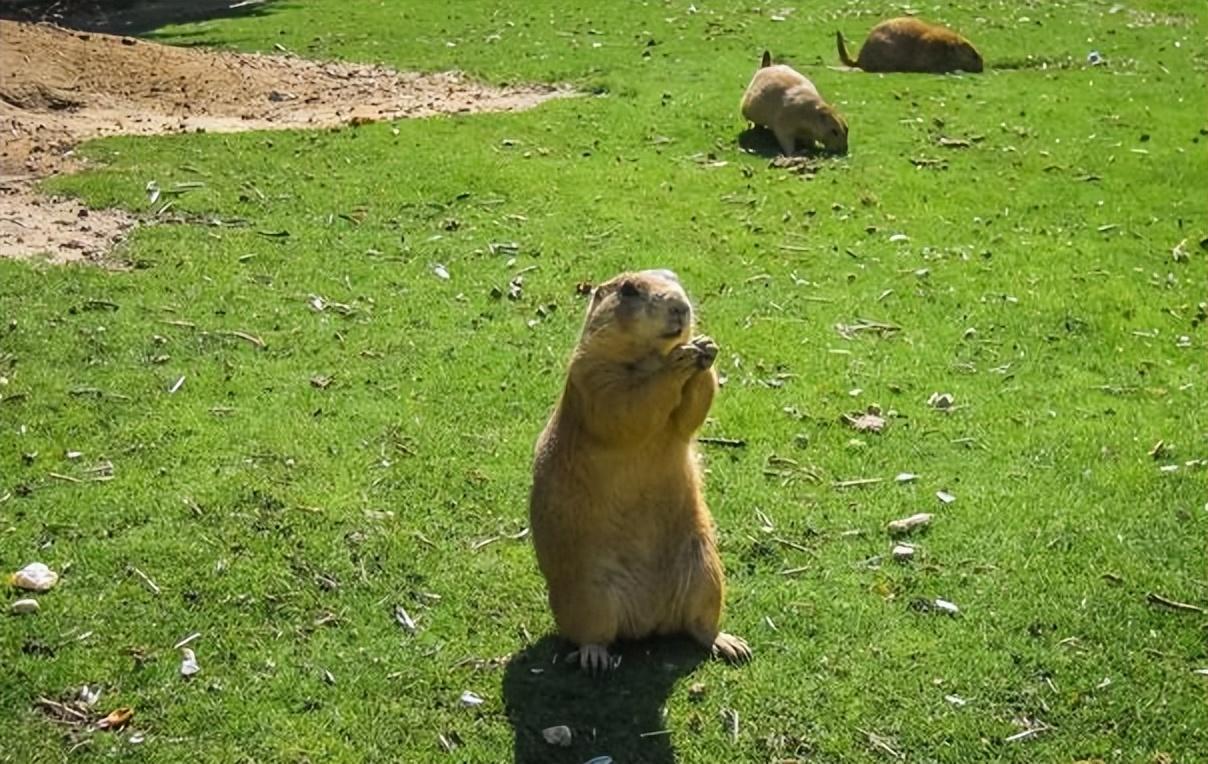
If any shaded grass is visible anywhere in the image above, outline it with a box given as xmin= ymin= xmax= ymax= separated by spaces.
xmin=2 ymin=1 xmax=1207 ymax=762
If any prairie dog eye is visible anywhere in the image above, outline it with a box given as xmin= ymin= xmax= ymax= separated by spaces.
xmin=619 ymin=281 xmax=641 ymax=298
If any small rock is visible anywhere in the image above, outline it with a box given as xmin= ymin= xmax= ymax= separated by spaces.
xmin=936 ymin=490 xmax=956 ymax=504
xmin=180 ymin=648 xmax=200 ymax=677
xmin=10 ymin=562 xmax=59 ymax=591
xmin=10 ymin=598 xmax=39 ymax=614
xmin=934 ymin=598 xmax=960 ymax=615
xmin=891 ymin=544 xmax=915 ymax=562
xmin=927 ymin=392 xmax=955 ymax=410
xmin=542 ymin=725 xmax=573 ymax=747
xmin=459 ymin=691 xmax=485 ymax=707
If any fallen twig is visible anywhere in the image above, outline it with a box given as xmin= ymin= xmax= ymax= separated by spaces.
xmin=173 ymin=632 xmax=202 ymax=649
xmin=218 ymin=330 xmax=266 ymax=349
xmin=129 ymin=566 xmax=162 ymax=595
xmin=697 ymin=437 xmax=746 ymax=448
xmin=858 ymin=728 xmax=904 ymax=759
xmin=1146 ymin=592 xmax=1206 ymax=614
xmin=833 ymin=477 xmax=885 ymax=489
xmin=772 ymin=537 xmax=817 ymax=556
xmin=1004 ymin=723 xmax=1051 ymax=743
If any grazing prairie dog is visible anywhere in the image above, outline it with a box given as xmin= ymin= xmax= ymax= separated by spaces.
xmin=741 ymin=50 xmax=849 ymax=156
xmin=837 ymin=17 xmax=984 ymax=73
xmin=529 ymin=269 xmax=750 ymax=673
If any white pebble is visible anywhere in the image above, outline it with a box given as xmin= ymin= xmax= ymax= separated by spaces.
xmin=10 ymin=598 xmax=40 ymax=614
xmin=10 ymin=562 xmax=59 ymax=591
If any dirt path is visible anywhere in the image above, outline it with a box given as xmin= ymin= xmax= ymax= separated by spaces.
xmin=0 ymin=20 xmax=571 ymax=264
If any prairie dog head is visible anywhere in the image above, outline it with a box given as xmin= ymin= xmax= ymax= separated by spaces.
xmin=815 ymin=104 xmax=849 ymax=153
xmin=579 ymin=270 xmax=693 ymax=359
xmin=949 ymin=39 xmax=984 ymax=72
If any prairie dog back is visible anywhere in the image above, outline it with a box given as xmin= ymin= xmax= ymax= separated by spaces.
xmin=740 ymin=52 xmax=848 ymax=155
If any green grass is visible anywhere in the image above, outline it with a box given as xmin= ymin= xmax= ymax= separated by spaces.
xmin=2 ymin=1 xmax=1206 ymax=762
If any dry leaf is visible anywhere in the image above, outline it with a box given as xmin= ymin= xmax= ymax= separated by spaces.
xmin=393 ymin=605 xmax=417 ymax=634
xmin=843 ymin=412 xmax=886 ymax=433
xmin=887 ymin=513 xmax=932 ymax=535
xmin=96 ymin=707 xmax=134 ymax=730
xmin=927 ymin=392 xmax=955 ymax=410
xmin=1172 ymin=238 xmax=1190 ymax=263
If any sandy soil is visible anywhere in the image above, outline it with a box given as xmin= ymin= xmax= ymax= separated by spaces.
xmin=0 ymin=19 xmax=570 ymax=264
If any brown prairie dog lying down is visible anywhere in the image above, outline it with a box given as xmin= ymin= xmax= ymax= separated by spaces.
xmin=740 ymin=50 xmax=849 ymax=156
xmin=837 ymin=17 xmax=984 ymax=73
xmin=529 ymin=269 xmax=750 ymax=673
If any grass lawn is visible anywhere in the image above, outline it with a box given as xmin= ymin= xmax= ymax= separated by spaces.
xmin=2 ymin=1 xmax=1206 ymax=761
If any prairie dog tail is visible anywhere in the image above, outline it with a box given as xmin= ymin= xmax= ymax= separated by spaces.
xmin=760 ymin=50 xmax=772 ymax=68
xmin=836 ymin=31 xmax=858 ymax=68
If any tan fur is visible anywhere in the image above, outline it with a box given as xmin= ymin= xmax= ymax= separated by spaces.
xmin=837 ymin=17 xmax=984 ymax=74
xmin=529 ymin=269 xmax=750 ymax=672
xmin=740 ymin=52 xmax=849 ymax=155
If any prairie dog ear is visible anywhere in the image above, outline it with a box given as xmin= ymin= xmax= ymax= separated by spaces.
xmin=760 ymin=50 xmax=772 ymax=68
xmin=644 ymin=268 xmax=680 ymax=283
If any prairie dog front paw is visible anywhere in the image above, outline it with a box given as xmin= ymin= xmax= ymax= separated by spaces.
xmin=690 ymin=336 xmax=718 ymax=369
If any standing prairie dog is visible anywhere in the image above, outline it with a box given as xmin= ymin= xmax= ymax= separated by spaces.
xmin=741 ymin=50 xmax=849 ymax=156
xmin=837 ymin=17 xmax=983 ymax=73
xmin=529 ymin=269 xmax=750 ymax=673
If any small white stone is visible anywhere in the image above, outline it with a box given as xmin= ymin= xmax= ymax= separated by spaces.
xmin=934 ymin=598 xmax=960 ymax=615
xmin=891 ymin=544 xmax=915 ymax=561
xmin=542 ymin=725 xmax=573 ymax=747
xmin=10 ymin=598 xmax=40 ymax=614
xmin=10 ymin=562 xmax=59 ymax=591
xmin=180 ymin=648 xmax=201 ymax=677
xmin=459 ymin=691 xmax=485 ymax=707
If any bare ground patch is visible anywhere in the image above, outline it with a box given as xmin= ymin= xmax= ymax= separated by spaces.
xmin=0 ymin=19 xmax=572 ymax=264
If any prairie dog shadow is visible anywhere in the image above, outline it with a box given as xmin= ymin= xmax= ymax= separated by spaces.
xmin=737 ymin=126 xmax=783 ymax=158
xmin=504 ymin=635 xmax=705 ymax=764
